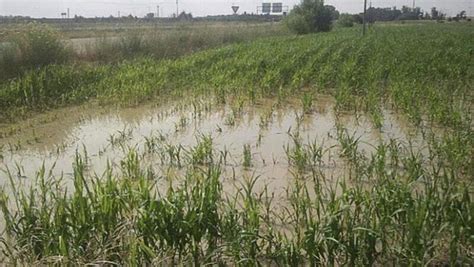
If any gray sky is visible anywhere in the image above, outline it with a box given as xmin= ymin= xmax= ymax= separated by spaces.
xmin=1 ymin=0 xmax=472 ymax=18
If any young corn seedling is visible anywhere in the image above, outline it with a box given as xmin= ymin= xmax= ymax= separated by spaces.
xmin=301 ymin=92 xmax=313 ymax=114
xmin=243 ymin=144 xmax=252 ymax=168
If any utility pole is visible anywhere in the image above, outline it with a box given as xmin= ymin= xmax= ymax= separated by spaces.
xmin=412 ymin=0 xmax=415 ymax=9
xmin=176 ymin=0 xmax=179 ymax=17
xmin=67 ymin=8 xmax=70 ymax=19
xmin=363 ymin=0 xmax=367 ymax=36
xmin=157 ymin=5 xmax=159 ymax=17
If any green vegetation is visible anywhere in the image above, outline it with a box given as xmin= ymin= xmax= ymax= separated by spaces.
xmin=285 ymin=0 xmax=335 ymax=34
xmin=1 ymin=24 xmax=472 ymax=129
xmin=0 ymin=129 xmax=472 ymax=264
xmin=242 ymin=144 xmax=252 ymax=168
xmin=337 ymin=14 xmax=355 ymax=28
xmin=1 ymin=22 xmax=287 ymax=81
xmin=0 ymin=24 xmax=72 ymax=80
xmin=0 ymin=22 xmax=473 ymax=265
xmin=79 ymin=23 xmax=288 ymax=62
xmin=301 ymin=92 xmax=313 ymax=113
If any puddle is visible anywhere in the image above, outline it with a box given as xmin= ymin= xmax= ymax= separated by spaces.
xmin=0 ymin=95 xmax=426 ymax=202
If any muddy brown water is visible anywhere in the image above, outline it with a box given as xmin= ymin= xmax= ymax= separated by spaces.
xmin=0 ymin=96 xmax=427 ymax=203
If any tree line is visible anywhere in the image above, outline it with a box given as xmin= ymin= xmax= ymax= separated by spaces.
xmin=286 ymin=0 xmax=471 ymax=35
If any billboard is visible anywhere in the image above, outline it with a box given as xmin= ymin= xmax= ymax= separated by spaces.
xmin=262 ymin=3 xmax=271 ymax=14
xmin=272 ymin=3 xmax=283 ymax=13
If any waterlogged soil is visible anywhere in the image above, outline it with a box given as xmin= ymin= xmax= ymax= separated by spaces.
xmin=0 ymin=95 xmax=426 ymax=202
xmin=67 ymin=36 xmax=121 ymax=53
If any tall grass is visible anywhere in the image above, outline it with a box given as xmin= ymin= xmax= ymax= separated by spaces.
xmin=0 ymin=23 xmax=286 ymax=82
xmin=79 ymin=24 xmax=288 ymax=62
xmin=0 ymin=23 xmax=72 ymax=81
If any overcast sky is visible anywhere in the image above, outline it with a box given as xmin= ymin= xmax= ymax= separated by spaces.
xmin=1 ymin=0 xmax=472 ymax=18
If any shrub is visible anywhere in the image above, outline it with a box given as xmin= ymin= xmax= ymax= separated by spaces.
xmin=119 ymin=32 xmax=147 ymax=57
xmin=0 ymin=43 xmax=21 ymax=81
xmin=11 ymin=23 xmax=71 ymax=68
xmin=337 ymin=14 xmax=355 ymax=27
xmin=0 ymin=23 xmax=72 ymax=80
xmin=285 ymin=0 xmax=334 ymax=34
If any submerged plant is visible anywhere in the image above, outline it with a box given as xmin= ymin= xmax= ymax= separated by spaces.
xmin=189 ymin=134 xmax=214 ymax=166
xmin=243 ymin=144 xmax=252 ymax=168
xmin=301 ymin=92 xmax=313 ymax=114
xmin=0 ymin=132 xmax=472 ymax=265
xmin=336 ymin=125 xmax=362 ymax=162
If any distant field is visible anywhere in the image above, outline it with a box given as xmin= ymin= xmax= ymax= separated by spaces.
xmin=0 ymin=21 xmax=288 ymax=80
xmin=66 ymin=22 xmax=286 ymax=53
xmin=0 ymin=22 xmax=472 ymax=265
xmin=0 ymin=20 xmax=283 ymax=41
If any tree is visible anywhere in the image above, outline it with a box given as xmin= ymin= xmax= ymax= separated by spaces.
xmin=401 ymin=6 xmax=411 ymax=14
xmin=365 ymin=7 xmax=401 ymax=22
xmin=178 ymin=11 xmax=193 ymax=21
xmin=325 ymin=5 xmax=340 ymax=20
xmin=398 ymin=7 xmax=422 ymax=20
xmin=352 ymin=14 xmax=363 ymax=24
xmin=145 ymin=13 xmax=154 ymax=19
xmin=285 ymin=0 xmax=334 ymax=34
xmin=456 ymin=11 xmax=467 ymax=20
xmin=431 ymin=7 xmax=440 ymax=20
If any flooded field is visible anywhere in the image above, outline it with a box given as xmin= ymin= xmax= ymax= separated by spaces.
xmin=0 ymin=95 xmax=427 ymax=200
xmin=1 ymin=21 xmax=472 ymax=265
